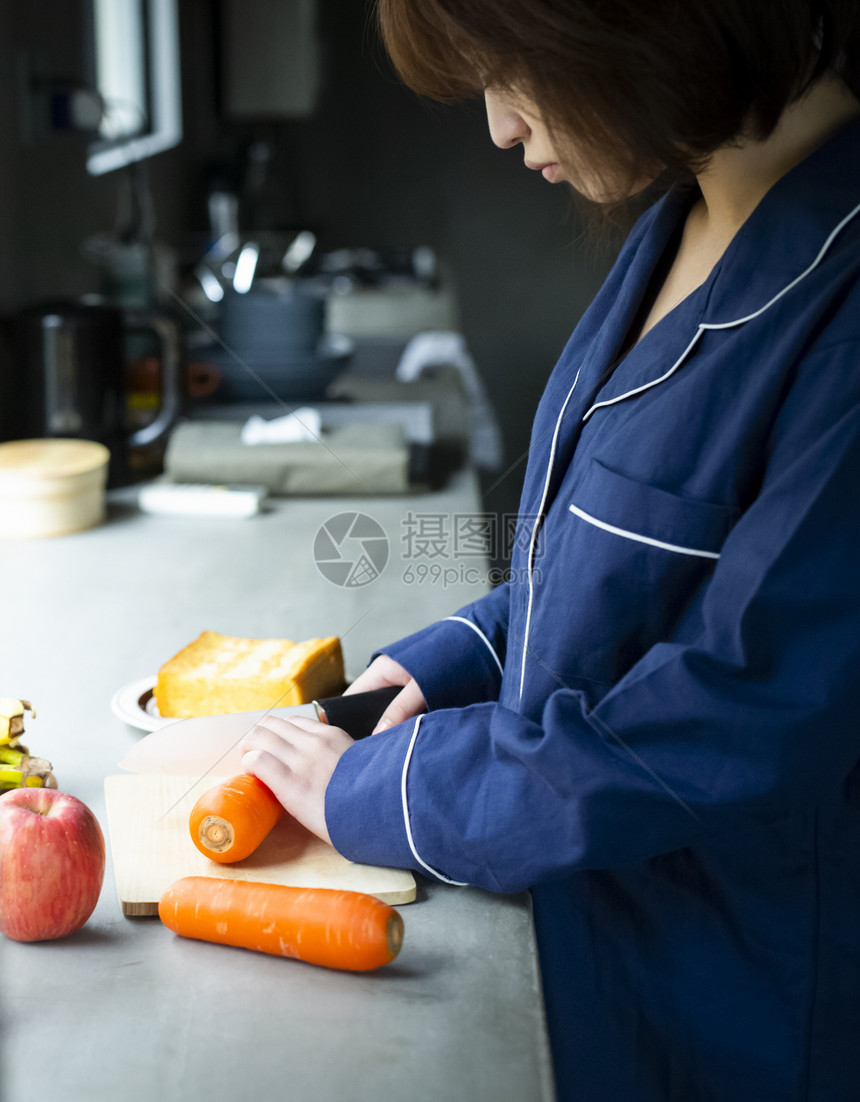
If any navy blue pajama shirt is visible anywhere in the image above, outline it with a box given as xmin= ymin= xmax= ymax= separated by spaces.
xmin=325 ymin=118 xmax=860 ymax=1101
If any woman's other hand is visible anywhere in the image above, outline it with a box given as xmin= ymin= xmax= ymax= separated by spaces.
xmin=343 ymin=654 xmax=428 ymax=733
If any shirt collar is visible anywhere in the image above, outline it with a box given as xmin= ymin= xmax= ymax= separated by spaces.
xmin=579 ymin=114 xmax=860 ymax=420
xmin=702 ymin=113 xmax=860 ymax=326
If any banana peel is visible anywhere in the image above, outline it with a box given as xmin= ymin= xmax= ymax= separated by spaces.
xmin=0 ymin=700 xmax=56 ymax=791
xmin=1 ymin=698 xmax=35 ymax=746
xmin=0 ymin=749 xmax=57 ymax=789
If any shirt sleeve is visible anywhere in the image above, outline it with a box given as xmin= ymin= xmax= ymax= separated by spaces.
xmin=326 ymin=367 xmax=860 ymax=893
xmin=368 ymin=578 xmax=510 ymax=710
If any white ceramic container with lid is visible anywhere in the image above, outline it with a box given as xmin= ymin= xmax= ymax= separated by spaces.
xmin=0 ymin=439 xmax=111 ymax=538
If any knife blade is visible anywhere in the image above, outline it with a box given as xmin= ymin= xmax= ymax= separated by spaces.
xmin=117 ymin=686 xmax=401 ymax=776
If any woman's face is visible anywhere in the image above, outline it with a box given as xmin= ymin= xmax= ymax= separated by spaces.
xmin=483 ymin=86 xmax=649 ymax=202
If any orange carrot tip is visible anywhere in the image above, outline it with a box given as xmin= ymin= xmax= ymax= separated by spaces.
xmin=189 ymin=774 xmax=283 ymax=863
xmin=159 ymin=877 xmax=404 ymax=972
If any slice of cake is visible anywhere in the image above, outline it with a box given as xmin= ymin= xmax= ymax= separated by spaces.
xmin=153 ymin=631 xmax=345 ymax=718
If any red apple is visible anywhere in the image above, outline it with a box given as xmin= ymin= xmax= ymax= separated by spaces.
xmin=0 ymin=788 xmax=105 ymax=942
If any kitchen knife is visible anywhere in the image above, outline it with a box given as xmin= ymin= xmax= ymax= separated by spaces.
xmin=117 ymin=685 xmax=401 ymax=777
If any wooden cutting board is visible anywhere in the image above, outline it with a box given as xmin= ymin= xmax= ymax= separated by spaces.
xmin=104 ymin=774 xmax=416 ymax=915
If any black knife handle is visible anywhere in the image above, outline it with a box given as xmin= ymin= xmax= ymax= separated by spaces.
xmin=314 ymin=685 xmax=403 ymax=740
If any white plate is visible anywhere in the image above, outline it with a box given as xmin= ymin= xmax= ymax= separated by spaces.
xmin=110 ymin=676 xmax=173 ymax=733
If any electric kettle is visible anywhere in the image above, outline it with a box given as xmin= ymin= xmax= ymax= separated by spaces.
xmin=4 ymin=300 xmax=184 ymax=486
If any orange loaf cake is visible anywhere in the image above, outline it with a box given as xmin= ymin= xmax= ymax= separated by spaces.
xmin=153 ymin=631 xmax=345 ymax=718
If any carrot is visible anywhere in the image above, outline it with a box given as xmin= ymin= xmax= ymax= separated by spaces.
xmin=159 ymin=877 xmax=405 ymax=972
xmin=189 ymin=774 xmax=283 ymax=863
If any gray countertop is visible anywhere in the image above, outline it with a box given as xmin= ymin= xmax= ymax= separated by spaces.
xmin=0 ymin=467 xmax=555 ymax=1102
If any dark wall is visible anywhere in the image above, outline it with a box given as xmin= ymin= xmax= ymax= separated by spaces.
xmin=192 ymin=0 xmax=617 ymax=531
xmin=0 ymin=0 xmax=199 ymax=308
xmin=0 ymin=0 xmax=618 ymax=542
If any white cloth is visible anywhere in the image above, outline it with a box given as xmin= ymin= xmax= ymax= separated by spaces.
xmin=240 ymin=408 xmax=322 ymax=445
xmin=395 ymin=331 xmax=504 ymax=471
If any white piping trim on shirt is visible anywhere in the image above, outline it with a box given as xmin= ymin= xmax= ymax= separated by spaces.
xmin=582 ymin=198 xmax=860 ymax=421
xmin=520 ymin=367 xmax=582 ymax=702
xmin=443 ymin=616 xmax=504 ymax=676
xmin=704 ymin=198 xmax=860 ymax=330
xmin=400 ymin=714 xmax=468 ymax=886
xmin=583 ymin=327 xmax=704 ymax=421
xmin=568 ymin=503 xmax=721 ymax=559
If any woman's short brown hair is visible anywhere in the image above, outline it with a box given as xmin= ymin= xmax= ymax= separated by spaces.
xmin=376 ymin=0 xmax=860 ymax=191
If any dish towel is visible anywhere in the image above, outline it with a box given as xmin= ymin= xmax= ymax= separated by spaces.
xmin=395 ymin=331 xmax=503 ymax=472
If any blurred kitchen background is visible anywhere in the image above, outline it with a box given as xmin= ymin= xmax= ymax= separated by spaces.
xmin=0 ymin=0 xmax=616 ymax=568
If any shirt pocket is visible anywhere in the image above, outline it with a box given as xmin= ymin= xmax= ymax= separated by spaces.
xmin=568 ymin=458 xmax=739 ymax=560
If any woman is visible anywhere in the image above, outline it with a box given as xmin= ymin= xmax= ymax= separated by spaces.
xmin=242 ymin=3 xmax=860 ymax=1098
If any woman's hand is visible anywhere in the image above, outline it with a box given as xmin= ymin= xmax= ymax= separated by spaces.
xmin=240 ymin=715 xmax=354 ymax=845
xmin=342 ymin=654 xmax=428 ymax=733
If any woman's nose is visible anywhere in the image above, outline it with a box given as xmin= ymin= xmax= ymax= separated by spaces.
xmin=484 ymin=89 xmax=530 ymax=149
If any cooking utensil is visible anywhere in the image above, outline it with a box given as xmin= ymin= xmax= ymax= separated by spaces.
xmin=232 ymin=241 xmax=260 ymax=294
xmin=210 ymin=333 xmax=353 ymax=403
xmin=221 ymin=280 xmax=327 ymax=354
xmin=117 ymin=685 xmax=401 ymax=775
xmin=282 ymin=230 xmax=317 ymax=274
